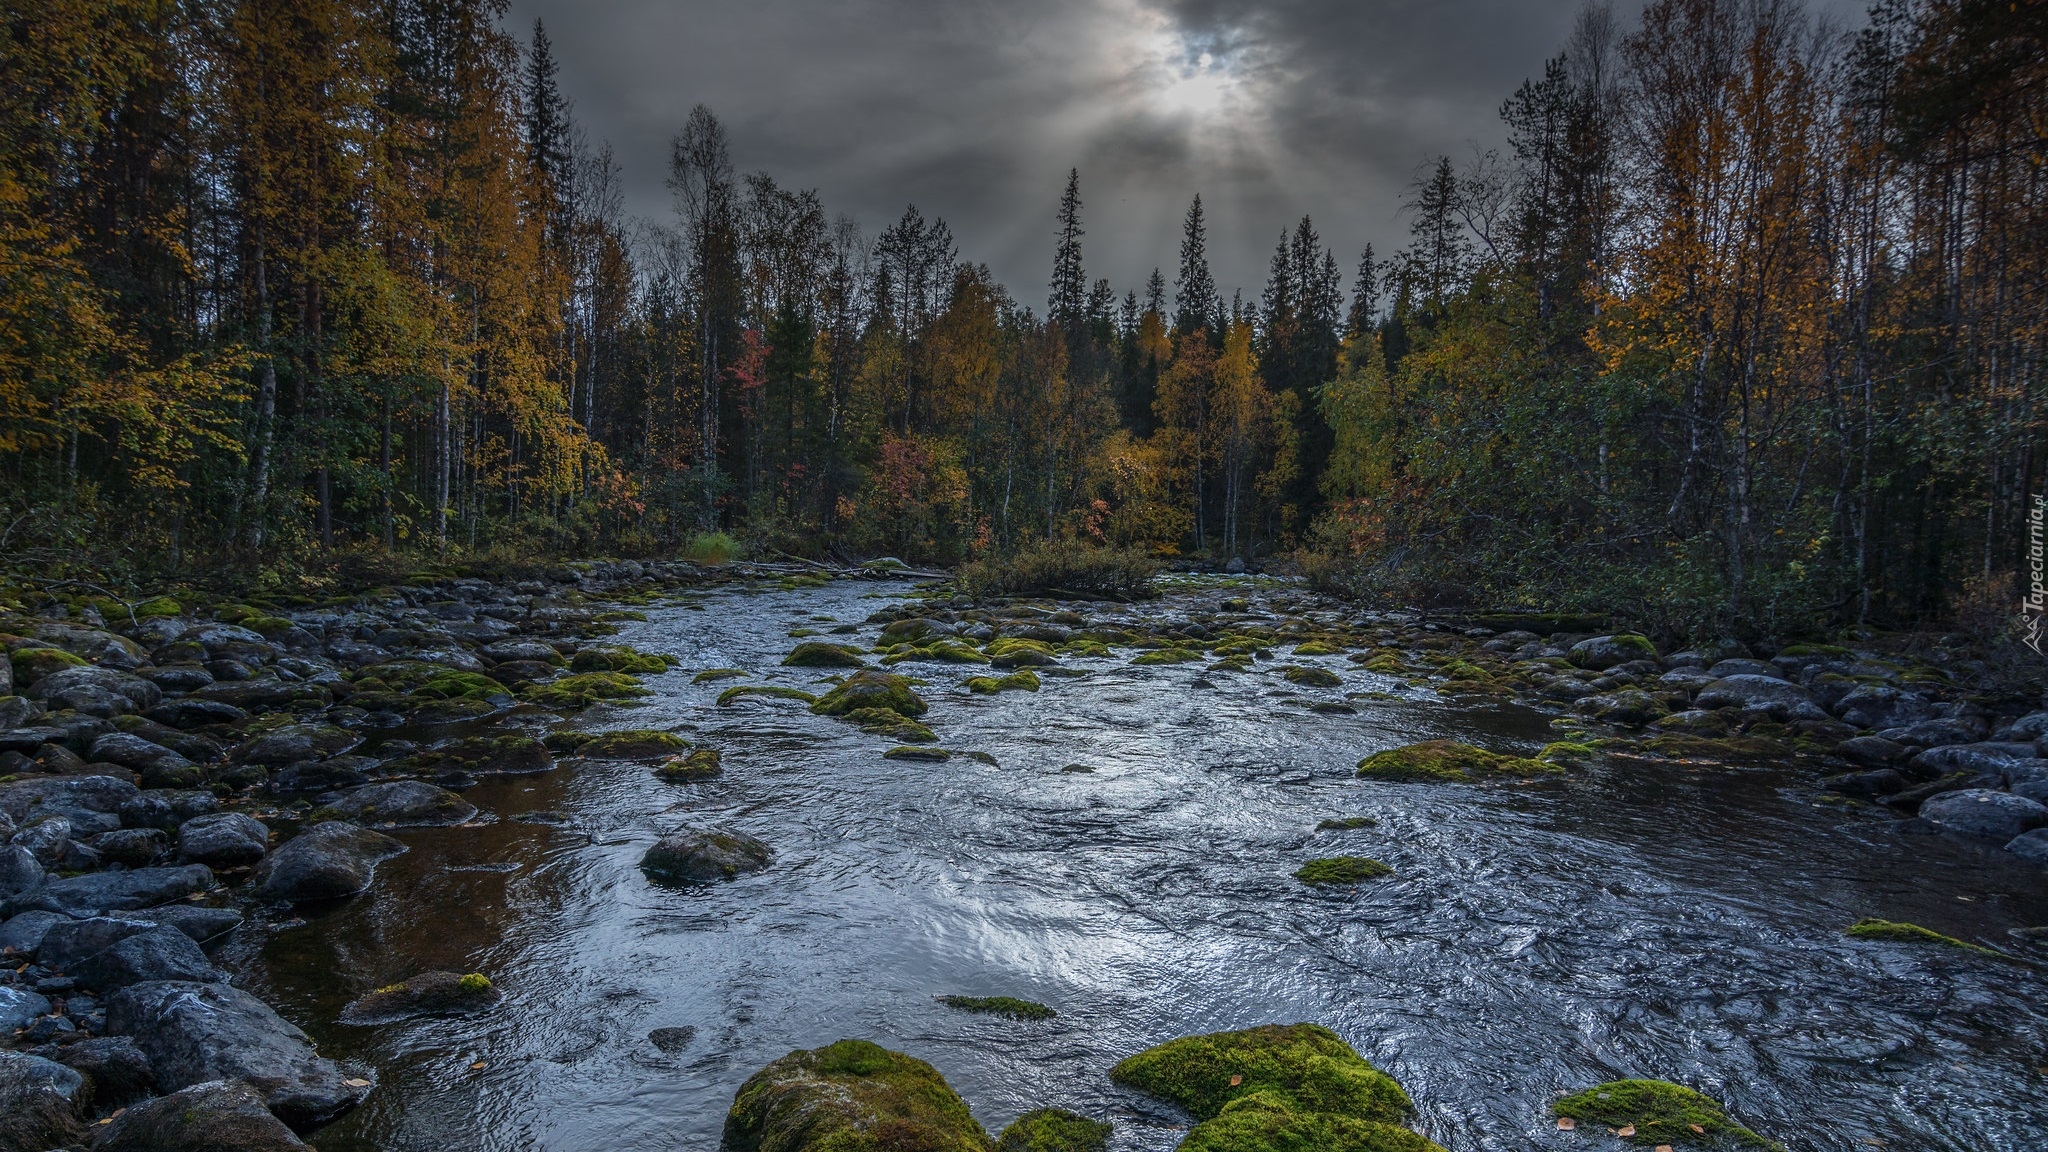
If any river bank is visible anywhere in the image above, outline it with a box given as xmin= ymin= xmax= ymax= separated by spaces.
xmin=1 ymin=567 xmax=2045 ymax=1151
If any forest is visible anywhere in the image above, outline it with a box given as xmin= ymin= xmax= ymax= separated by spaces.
xmin=0 ymin=0 xmax=2040 ymax=640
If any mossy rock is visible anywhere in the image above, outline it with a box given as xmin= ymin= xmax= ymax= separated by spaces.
xmin=242 ymin=615 xmax=299 ymax=640
xmin=813 ymin=670 xmax=928 ymax=718
xmin=133 ymin=597 xmax=183 ymax=619
xmin=403 ymin=734 xmax=554 ymax=776
xmin=1355 ymin=654 xmax=1407 ymax=675
xmin=521 ymin=672 xmax=650 ymax=708
xmin=571 ymin=645 xmax=674 ymax=674
xmin=1639 ymin=734 xmax=1790 ymax=762
xmin=845 ymin=707 xmax=938 ymax=743
xmin=885 ymin=745 xmax=952 ymax=762
xmin=1845 ymin=918 xmax=1997 ymax=955
xmin=1293 ymin=641 xmax=1343 ymax=657
xmin=1437 ymin=660 xmax=1495 ymax=684
xmin=412 ymin=670 xmax=511 ymax=701
xmin=338 ymin=970 xmax=498 ymax=1025
xmin=1132 ymin=647 xmax=1204 ymax=666
xmin=576 ymin=729 xmax=688 ymax=760
xmin=936 ymin=994 xmax=1054 ymax=1021
xmin=1110 ymin=1023 xmax=1412 ymax=1128
xmin=967 ymin=669 xmax=1041 ymax=694
xmin=718 ymin=684 xmax=822 ymax=707
xmin=1356 ymin=741 xmax=1558 ymax=783
xmin=1180 ymin=1105 xmax=1444 ymax=1152
xmin=544 ymin=729 xmax=596 ymax=753
xmin=1777 ymin=643 xmax=1854 ymax=659
xmin=1215 ymin=637 xmax=1274 ymax=657
xmin=995 ymin=1108 xmax=1109 ymax=1152
xmin=1537 ymin=741 xmax=1596 ymax=763
xmin=986 ymin=637 xmax=1058 ymax=666
xmin=883 ymin=639 xmax=990 ymax=666
xmin=1284 ymin=666 xmax=1343 ymax=688
xmin=1316 ymin=816 xmax=1379 ymax=830
xmin=1552 ymin=1079 xmax=1779 ymax=1149
xmin=783 ymin=641 xmax=868 ymax=669
xmin=694 ymin=668 xmax=749 ymax=683
xmin=1295 ymin=856 xmax=1392 ymax=886
xmin=1210 ymin=655 xmax=1255 ymax=673
xmin=1058 ymin=639 xmax=1112 ymax=658
xmin=722 ymin=1038 xmax=991 ymax=1152
xmin=11 ymin=646 xmax=87 ymax=684
xmin=657 ymin=748 xmax=723 ymax=781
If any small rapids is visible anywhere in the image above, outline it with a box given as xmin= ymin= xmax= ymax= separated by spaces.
xmin=227 ymin=579 xmax=2048 ymax=1152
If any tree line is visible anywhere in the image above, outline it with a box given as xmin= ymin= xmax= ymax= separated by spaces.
xmin=0 ymin=0 xmax=2039 ymax=637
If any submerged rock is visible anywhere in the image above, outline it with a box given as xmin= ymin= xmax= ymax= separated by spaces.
xmin=337 ymin=971 xmax=498 ymax=1025
xmin=90 ymin=1078 xmax=309 ymax=1151
xmin=723 ymin=1038 xmax=990 ymax=1152
xmin=249 ymin=822 xmax=405 ymax=902
xmin=106 ymin=980 xmax=370 ymax=1131
xmin=1356 ymin=741 xmax=1557 ymax=783
xmin=177 ymin=812 xmax=271 ymax=866
xmin=22 ymin=864 xmax=213 ymax=917
xmin=782 ymin=641 xmax=866 ymax=668
xmin=1551 ymin=1079 xmax=1775 ymax=1149
xmin=398 ymin=734 xmax=553 ymax=778
xmin=640 ymin=825 xmax=772 ymax=885
xmin=317 ymin=781 xmax=476 ymax=829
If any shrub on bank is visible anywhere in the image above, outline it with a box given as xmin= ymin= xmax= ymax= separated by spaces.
xmin=957 ymin=541 xmax=1158 ymax=600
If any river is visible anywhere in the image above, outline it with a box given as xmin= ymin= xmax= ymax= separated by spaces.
xmin=224 ymin=577 xmax=2048 ymax=1152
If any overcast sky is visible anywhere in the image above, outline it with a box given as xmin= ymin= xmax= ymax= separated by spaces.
xmin=507 ymin=0 xmax=1864 ymax=311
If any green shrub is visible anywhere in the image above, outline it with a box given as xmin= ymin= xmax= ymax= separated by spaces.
xmin=683 ymin=532 xmax=740 ymax=564
xmin=957 ymin=540 xmax=1158 ymax=599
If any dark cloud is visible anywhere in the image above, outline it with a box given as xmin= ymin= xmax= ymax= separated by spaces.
xmin=509 ymin=0 xmax=1859 ymax=308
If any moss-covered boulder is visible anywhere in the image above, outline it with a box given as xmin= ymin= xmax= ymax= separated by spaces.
xmin=1284 ymin=665 xmax=1343 ymax=688
xmin=520 ymin=671 xmax=650 ymax=708
xmin=338 ymin=971 xmax=499 ymax=1025
xmin=885 ymin=745 xmax=952 ymax=762
xmin=1132 ymin=647 xmax=1204 ymax=666
xmin=1552 ymin=1079 xmax=1778 ymax=1149
xmin=1111 ymin=1024 xmax=1435 ymax=1152
xmin=719 ymin=684 xmax=821 ymax=707
xmin=1844 ymin=918 xmax=1997 ymax=955
xmin=1293 ymin=641 xmax=1343 ymax=657
xmin=10 ymin=645 xmax=87 ymax=687
xmin=1295 ymin=857 xmax=1391 ymax=886
xmin=402 ymin=733 xmax=554 ymax=777
xmin=694 ymin=668 xmax=749 ymax=683
xmin=996 ymin=1108 xmax=1109 ymax=1152
xmin=657 ymin=748 xmax=723 ymax=781
xmin=813 ymin=670 xmax=928 ymax=718
xmin=1356 ymin=740 xmax=1558 ymax=783
xmin=574 ymin=729 xmax=688 ymax=760
xmin=986 ymin=638 xmax=1058 ymax=668
xmin=723 ymin=1038 xmax=992 ymax=1152
xmin=411 ymin=670 xmax=510 ymax=701
xmin=967 ymin=669 xmax=1040 ymax=694
xmin=845 ymin=707 xmax=938 ymax=743
xmin=570 ymin=645 xmax=674 ymax=674
xmin=1568 ymin=633 xmax=1659 ymax=671
xmin=640 ymin=825 xmax=772 ymax=885
xmin=783 ymin=642 xmax=867 ymax=669
xmin=934 ymin=995 xmax=1052 ymax=1020
xmin=883 ymin=639 xmax=990 ymax=666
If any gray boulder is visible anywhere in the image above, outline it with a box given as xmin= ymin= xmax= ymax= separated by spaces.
xmin=1834 ymin=685 xmax=1935 ymax=730
xmin=249 ymin=822 xmax=404 ymax=902
xmin=0 ymin=910 xmax=65 ymax=954
xmin=90 ymin=1078 xmax=309 ymax=1151
xmin=2003 ymin=711 xmax=2048 ymax=742
xmin=319 ymin=781 xmax=475 ymax=829
xmin=0 ymin=694 xmax=34 ymax=729
xmin=1836 ymin=736 xmax=1907 ymax=768
xmin=143 ymin=699 xmax=248 ymax=730
xmin=1880 ymin=717 xmax=1987 ymax=748
xmin=0 ymin=984 xmax=51 ymax=1030
xmin=90 ymin=826 xmax=169 ymax=867
xmin=1823 ymin=768 xmax=1907 ymax=798
xmin=11 ymin=815 xmax=72 ymax=866
xmin=0 ymin=1049 xmax=86 ymax=1150
xmin=1707 ymin=658 xmax=1780 ymax=679
xmin=31 ymin=666 xmax=162 ymax=715
xmin=36 ymin=915 xmax=155 ymax=969
xmin=88 ymin=733 xmax=197 ymax=786
xmin=106 ymin=980 xmax=369 ymax=1130
xmin=1567 ymin=634 xmax=1659 ymax=671
xmin=1919 ymin=789 xmax=2048 ymax=840
xmin=2006 ymin=828 xmax=2048 ymax=864
xmin=118 ymin=788 xmax=220 ymax=832
xmin=32 ymin=622 xmax=148 ymax=668
xmin=230 ymin=724 xmax=360 ymax=768
xmin=640 ymin=825 xmax=773 ymax=885
xmin=0 ymin=775 xmax=140 ymax=836
xmin=1694 ymin=674 xmax=1827 ymax=721
xmin=70 ymin=926 xmax=223 ymax=991
xmin=22 ymin=864 xmax=213 ymax=917
xmin=177 ymin=812 xmax=270 ymax=867
xmin=54 ymin=1035 xmax=154 ymax=1111
xmin=1573 ymin=689 xmax=1668 ymax=726
xmin=118 ymin=905 xmax=242 ymax=946
xmin=0 ymin=843 xmax=47 ymax=900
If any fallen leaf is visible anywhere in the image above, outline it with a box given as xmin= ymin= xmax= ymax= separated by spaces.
xmin=470 ymin=1061 xmax=487 ymax=1070
xmin=1617 ymin=1125 xmax=1637 ymax=1137
xmin=1229 ymin=1074 xmax=1242 ymax=1086
xmin=1557 ymin=1117 xmax=1576 ymax=1130
xmin=342 ymin=1078 xmax=371 ymax=1088
xmin=1657 ymin=1146 xmax=1674 ymax=1152
xmin=1690 ymin=1124 xmax=1705 ymax=1134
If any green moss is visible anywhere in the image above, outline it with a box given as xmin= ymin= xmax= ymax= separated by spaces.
xmin=1845 ymin=918 xmax=1998 ymax=954
xmin=400 ymin=733 xmax=554 ymax=775
xmin=1295 ymin=856 xmax=1392 ymax=886
xmin=1776 ymin=643 xmax=1853 ymax=658
xmin=1356 ymin=740 xmax=1559 ymax=783
xmin=967 ymin=669 xmax=1041 ymax=694
xmin=1437 ymin=660 xmax=1494 ymax=683
xmin=412 ymin=670 xmax=511 ymax=701
xmin=575 ymin=729 xmax=688 ymax=759
xmin=845 ymin=707 xmax=938 ymax=743
xmin=1284 ymin=666 xmax=1343 ymax=687
xmin=936 ymin=995 xmax=1055 ymax=1021
xmin=694 ymin=668 xmax=749 ymax=683
xmin=885 ymin=745 xmax=952 ymax=762
xmin=1214 ymin=637 xmax=1274 ymax=657
xmin=995 ymin=1108 xmax=1110 ymax=1152
xmin=242 ymin=615 xmax=299 ymax=639
xmin=657 ymin=748 xmax=723 ymax=781
xmin=783 ymin=641 xmax=868 ymax=668
xmin=1293 ymin=641 xmax=1343 ymax=657
xmin=1110 ymin=1024 xmax=1412 ymax=1128
xmin=570 ymin=645 xmax=674 ymax=674
xmin=133 ymin=596 xmax=183 ymax=619
xmin=1316 ymin=816 xmax=1379 ymax=830
xmin=520 ymin=671 xmax=650 ymax=708
xmin=1058 ymin=639 xmax=1112 ymax=658
xmin=10 ymin=647 xmax=85 ymax=681
xmin=1640 ymin=734 xmax=1790 ymax=762
xmin=544 ymin=729 xmax=595 ymax=753
xmin=592 ymin=609 xmax=649 ymax=623
xmin=457 ymin=972 xmax=492 ymax=994
xmin=717 ymin=684 xmax=820 ymax=707
xmin=883 ymin=639 xmax=990 ymax=665
xmin=1132 ymin=647 xmax=1204 ymax=666
xmin=1180 ymin=1108 xmax=1444 ymax=1152
xmin=1537 ymin=741 xmax=1596 ymax=763
xmin=723 ymin=1038 xmax=990 ymax=1152
xmin=1552 ymin=1080 xmax=1779 ymax=1149
xmin=1209 ymin=655 xmax=1255 ymax=673
xmin=986 ymin=637 xmax=1058 ymax=660
xmin=812 ymin=670 xmax=929 ymax=718
xmin=1356 ymin=654 xmax=1407 ymax=675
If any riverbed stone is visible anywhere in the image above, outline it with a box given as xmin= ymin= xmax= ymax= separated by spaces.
xmin=249 ymin=822 xmax=405 ymax=902
xmin=0 ymin=1050 xmax=87 ymax=1151
xmin=22 ymin=865 xmax=213 ymax=917
xmin=2006 ymin=828 xmax=2048 ymax=863
xmin=810 ymin=670 xmax=927 ymax=718
xmin=118 ymin=788 xmax=220 ymax=832
xmin=177 ymin=812 xmax=271 ymax=866
xmin=0 ymin=775 xmax=140 ymax=836
xmin=1824 ymin=768 xmax=1907 ymax=798
xmin=337 ymin=970 xmax=498 ymax=1025
xmin=144 ymin=698 xmax=248 ymax=730
xmin=1919 ymin=789 xmax=2048 ymax=840
xmin=1694 ymin=674 xmax=1827 ymax=721
xmin=91 ymin=1078 xmax=311 ymax=1151
xmin=640 ymin=825 xmax=772 ymax=885
xmin=106 ymin=980 xmax=368 ymax=1130
xmin=1834 ymin=685 xmax=1934 ymax=730
xmin=31 ymin=667 xmax=161 ymax=715
xmin=0 ymin=984 xmax=52 ymax=1029
xmin=231 ymin=724 xmax=359 ymax=767
xmin=723 ymin=1038 xmax=990 ymax=1152
xmin=1568 ymin=634 xmax=1658 ymax=671
xmin=70 ymin=925 xmax=223 ymax=991
xmin=54 ymin=1035 xmax=155 ymax=1110
xmin=318 ymin=781 xmax=475 ymax=828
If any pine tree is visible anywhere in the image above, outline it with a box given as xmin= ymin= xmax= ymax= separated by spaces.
xmin=1173 ymin=195 xmax=1217 ymax=339
xmin=1049 ymin=168 xmax=1086 ymax=329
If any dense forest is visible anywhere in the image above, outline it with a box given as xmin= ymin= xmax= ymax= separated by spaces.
xmin=0 ymin=0 xmax=2040 ymax=639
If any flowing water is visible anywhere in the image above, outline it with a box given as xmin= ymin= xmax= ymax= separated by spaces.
xmin=227 ymin=579 xmax=2048 ymax=1152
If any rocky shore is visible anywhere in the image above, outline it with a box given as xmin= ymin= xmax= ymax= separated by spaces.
xmin=2 ymin=562 xmax=2039 ymax=1149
